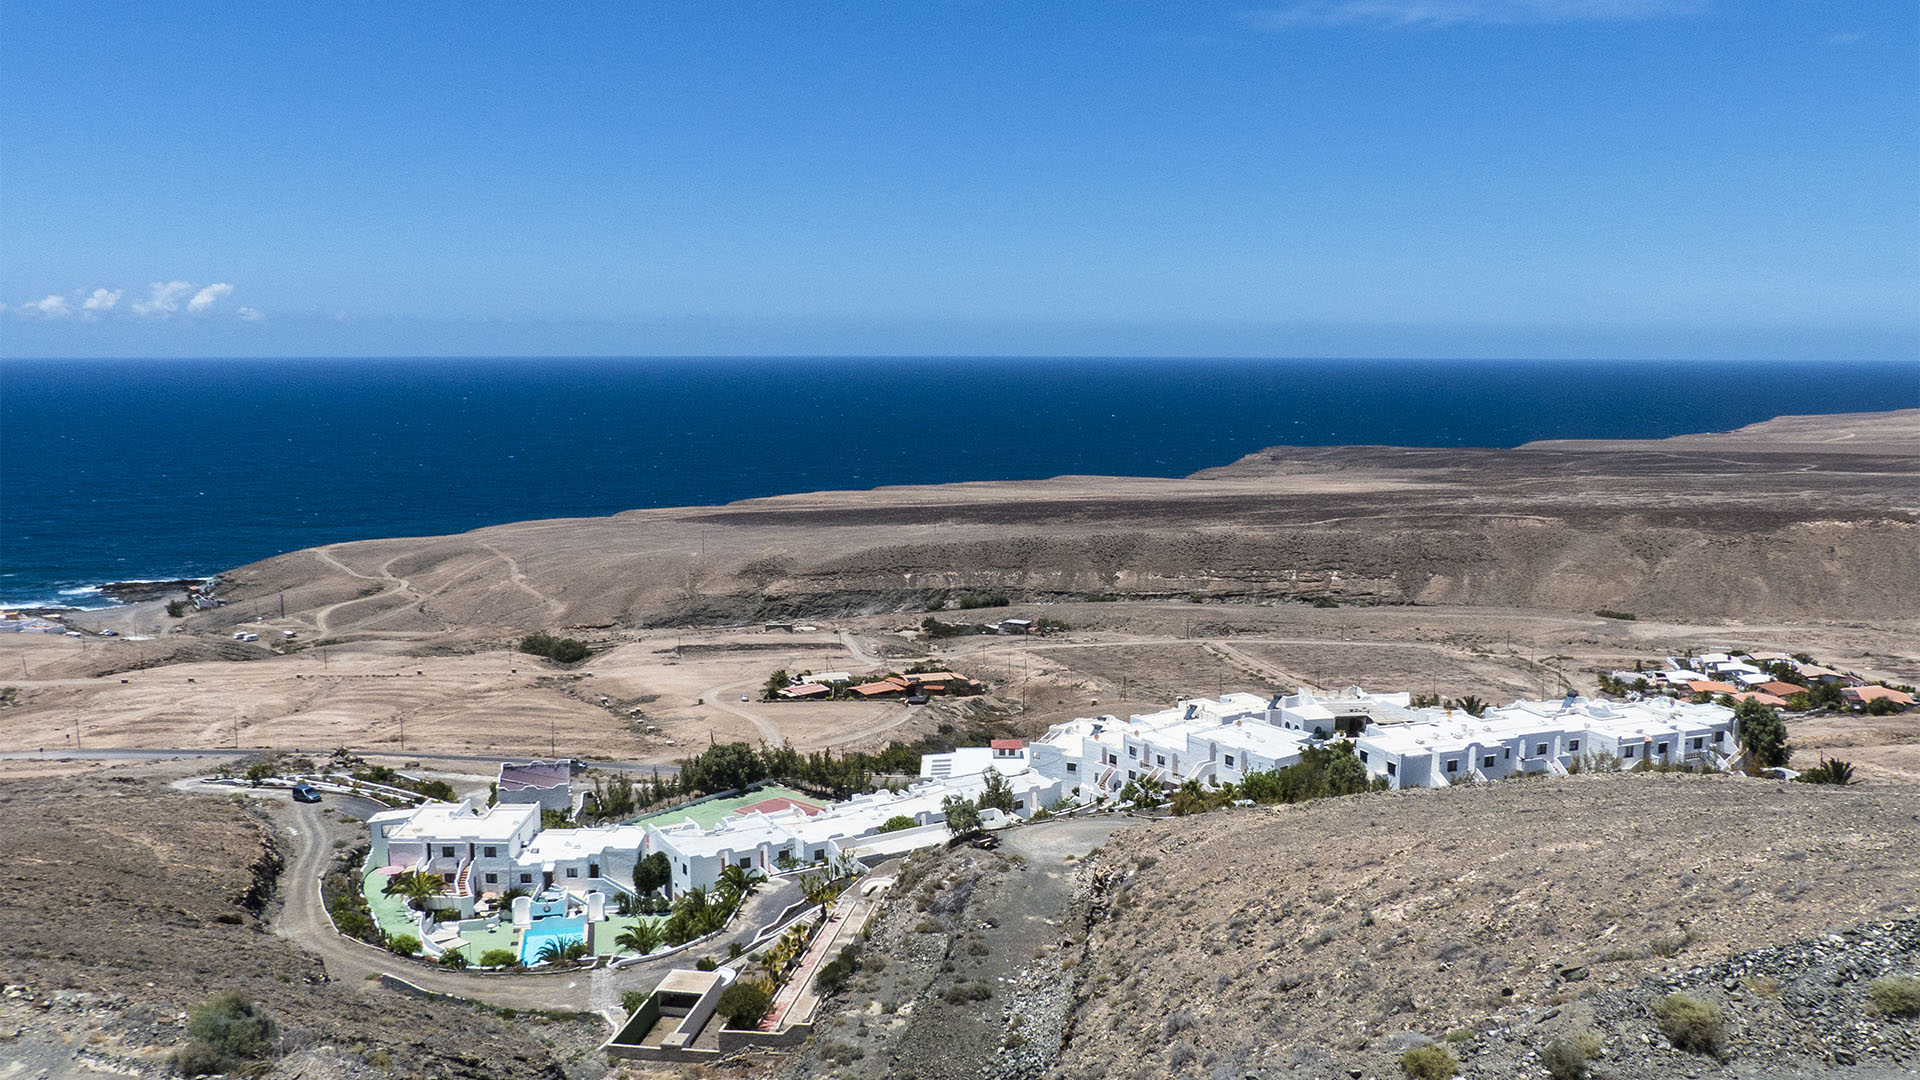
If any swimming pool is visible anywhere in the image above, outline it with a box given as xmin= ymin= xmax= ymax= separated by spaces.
xmin=519 ymin=915 xmax=588 ymax=964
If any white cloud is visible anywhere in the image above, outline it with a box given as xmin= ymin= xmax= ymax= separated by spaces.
xmin=132 ymin=280 xmax=195 ymax=317
xmin=81 ymin=288 xmax=123 ymax=313
xmin=187 ymin=283 xmax=235 ymax=314
xmin=21 ymin=294 xmax=72 ymax=318
xmin=1241 ymin=0 xmax=1705 ymax=29
xmin=236 ymin=306 xmax=266 ymax=322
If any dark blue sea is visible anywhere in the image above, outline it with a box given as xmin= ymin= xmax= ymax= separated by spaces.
xmin=3 ymin=356 xmax=1915 ymax=608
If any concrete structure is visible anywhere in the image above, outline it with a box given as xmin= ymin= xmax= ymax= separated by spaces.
xmin=496 ymin=759 xmax=577 ymax=814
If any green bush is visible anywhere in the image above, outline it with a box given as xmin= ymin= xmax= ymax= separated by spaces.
xmin=814 ymin=943 xmax=863 ymax=996
xmin=1399 ymin=1044 xmax=1459 ymax=1079
xmin=622 ymin=990 xmax=647 ymax=1015
xmin=520 ymin=633 xmax=589 ymax=663
xmin=439 ymin=949 xmax=469 ymax=969
xmin=171 ymin=1040 xmax=226 ymax=1076
xmin=877 ymin=814 xmax=917 ymax=833
xmin=478 ymin=948 xmax=518 ymax=968
xmin=1540 ymin=1036 xmax=1593 ymax=1080
xmin=1652 ymin=993 xmax=1724 ymax=1056
xmin=176 ymin=991 xmax=277 ymax=1074
xmin=717 ymin=979 xmax=773 ymax=1029
xmin=955 ymin=592 xmax=1009 ymax=609
xmin=942 ymin=981 xmax=994 ymax=1004
xmin=386 ymin=934 xmax=421 ymax=957
xmin=1869 ymin=974 xmax=1920 ymax=1018
xmin=1593 ymin=608 xmax=1637 ymax=621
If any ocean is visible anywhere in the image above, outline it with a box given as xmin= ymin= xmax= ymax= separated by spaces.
xmin=2 ymin=356 xmax=1914 ymax=609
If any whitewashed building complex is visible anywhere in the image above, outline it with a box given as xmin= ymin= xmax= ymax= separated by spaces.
xmin=366 ymin=687 xmax=1739 ymax=902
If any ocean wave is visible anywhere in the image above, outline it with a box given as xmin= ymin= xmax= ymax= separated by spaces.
xmin=58 ymin=585 xmax=105 ymax=597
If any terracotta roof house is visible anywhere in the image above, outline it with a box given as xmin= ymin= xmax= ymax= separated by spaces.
xmin=1753 ymin=681 xmax=1807 ymax=698
xmin=1730 ymin=692 xmax=1790 ymax=708
xmin=1844 ymin=686 xmax=1916 ymax=707
xmin=1686 ymin=681 xmax=1738 ymax=696
xmin=778 ymin=683 xmax=830 ymax=699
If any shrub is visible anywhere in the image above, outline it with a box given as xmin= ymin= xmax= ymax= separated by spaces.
xmin=1399 ymin=1044 xmax=1459 ymax=1079
xmin=177 ymin=991 xmax=277 ymax=1073
xmin=943 ymin=981 xmax=994 ymax=1004
xmin=1796 ymin=757 xmax=1855 ymax=785
xmin=1541 ymin=1037 xmax=1590 ymax=1080
xmin=478 ymin=948 xmax=518 ymax=968
xmin=171 ymin=1040 xmax=226 ymax=1076
xmin=622 ymin=990 xmax=647 ymax=1015
xmin=877 ymin=814 xmax=917 ymax=833
xmin=520 ymin=632 xmax=589 ymax=663
xmin=955 ymin=592 xmax=1009 ymax=609
xmin=1652 ymin=993 xmax=1724 ymax=1056
xmin=439 ymin=949 xmax=470 ymax=969
xmin=717 ymin=979 xmax=773 ymax=1029
xmin=386 ymin=934 xmax=421 ymax=957
xmin=814 ymin=944 xmax=862 ymax=995
xmin=1593 ymin=608 xmax=1637 ymax=621
xmin=1869 ymin=974 xmax=1920 ymax=1018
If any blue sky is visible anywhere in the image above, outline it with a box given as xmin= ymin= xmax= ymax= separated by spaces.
xmin=3 ymin=1 xmax=1915 ymax=359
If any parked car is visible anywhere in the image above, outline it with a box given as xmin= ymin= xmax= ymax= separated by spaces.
xmin=290 ymin=785 xmax=322 ymax=803
xmin=905 ymin=694 xmax=930 ymax=705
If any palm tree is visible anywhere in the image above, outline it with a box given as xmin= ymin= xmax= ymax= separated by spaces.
xmin=717 ymin=864 xmax=762 ymax=906
xmin=388 ymin=870 xmax=444 ymax=910
xmin=1453 ymin=695 xmax=1489 ymax=718
xmin=536 ymin=936 xmax=588 ymax=965
xmin=615 ymin=921 xmax=662 ymax=957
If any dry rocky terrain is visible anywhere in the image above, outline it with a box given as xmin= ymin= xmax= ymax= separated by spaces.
xmin=0 ymin=771 xmax=605 ymax=1080
xmin=1055 ymin=773 xmax=1920 ymax=1080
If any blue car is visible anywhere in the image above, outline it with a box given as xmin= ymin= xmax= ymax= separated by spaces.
xmin=290 ymin=784 xmax=322 ymax=803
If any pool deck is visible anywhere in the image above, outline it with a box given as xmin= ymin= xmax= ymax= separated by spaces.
xmin=362 ymin=870 xmax=422 ymax=941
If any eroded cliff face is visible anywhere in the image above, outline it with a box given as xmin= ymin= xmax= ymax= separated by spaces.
xmin=212 ymin=411 xmax=1920 ymax=631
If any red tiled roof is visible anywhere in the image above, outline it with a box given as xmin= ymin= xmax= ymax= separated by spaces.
xmin=1730 ymin=692 xmax=1789 ymax=708
xmin=1686 ymin=681 xmax=1737 ymax=695
xmin=851 ymin=680 xmax=905 ymax=696
xmin=989 ymin=739 xmax=1026 ymax=750
xmin=1845 ymin=686 xmax=1916 ymax=705
xmin=1754 ymin=681 xmax=1806 ymax=698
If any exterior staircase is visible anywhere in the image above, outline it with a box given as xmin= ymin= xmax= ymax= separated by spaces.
xmin=453 ymin=857 xmax=474 ymax=898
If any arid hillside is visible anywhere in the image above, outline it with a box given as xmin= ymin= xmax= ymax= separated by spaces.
xmin=205 ymin=409 xmax=1920 ymax=634
xmin=1056 ymin=772 xmax=1920 ymax=1080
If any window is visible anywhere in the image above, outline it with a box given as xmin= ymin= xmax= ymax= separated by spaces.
xmin=1504 ymin=748 xmax=1511 ymax=759
xmin=1128 ymin=746 xmax=1137 ymax=758
xmin=1155 ymin=754 xmax=1166 ymax=766
xmin=1386 ymin=762 xmax=1397 ymax=776
xmin=1624 ymin=745 xmax=1636 ymax=758
xmin=1536 ymin=743 xmax=1548 ymax=756
xmin=1484 ymin=755 xmax=1496 ymax=768
xmin=1690 ymin=738 xmax=1702 ymax=749
xmin=1128 ymin=770 xmax=1137 ymax=780
xmin=1567 ymin=740 xmax=1579 ymax=752
xmin=1065 ymin=762 xmax=1078 ymax=773
xmin=739 ymin=857 xmax=751 ymax=867
xmin=1714 ymin=731 xmax=1724 ymax=742
xmin=1446 ymin=759 xmax=1459 ymax=773
xmin=1357 ymin=751 xmax=1367 ymax=763
xmin=484 ymin=873 xmax=498 ymax=884
xmin=565 ymin=867 xmax=578 ymax=878
xmin=1657 ymin=742 xmax=1668 ymax=756
xmin=483 ymin=846 xmax=497 ymax=858
xmin=1015 ymin=800 xmax=1025 ymax=810
xmin=520 ymin=873 xmax=532 ymax=884
xmin=1224 ymin=755 xmax=1236 ymax=767
xmin=442 ymin=846 xmax=455 ymax=858
xmin=443 ymin=873 xmax=455 ymax=884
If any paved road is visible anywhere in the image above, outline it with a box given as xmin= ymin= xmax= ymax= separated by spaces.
xmin=1 ymin=747 xmax=680 ymax=776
